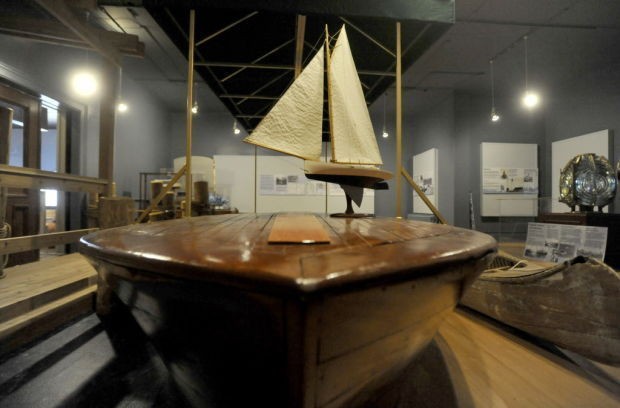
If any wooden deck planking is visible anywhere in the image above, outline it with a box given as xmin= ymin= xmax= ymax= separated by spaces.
xmin=268 ymin=214 xmax=331 ymax=244
xmin=0 ymin=253 xmax=96 ymax=309
xmin=438 ymin=310 xmax=619 ymax=407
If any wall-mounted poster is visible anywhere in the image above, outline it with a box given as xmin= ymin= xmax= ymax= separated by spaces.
xmin=260 ymin=174 xmax=306 ymax=195
xmin=480 ymin=143 xmax=538 ymax=217
xmin=482 ymin=168 xmax=538 ymax=194
xmin=413 ymin=174 xmax=434 ymax=195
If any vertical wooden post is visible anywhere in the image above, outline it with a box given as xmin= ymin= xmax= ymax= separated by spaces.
xmin=395 ymin=22 xmax=403 ymax=218
xmin=0 ymin=106 xmax=12 ymax=276
xmin=0 ymin=106 xmax=12 ymax=165
xmin=184 ymin=10 xmax=196 ymax=218
xmin=99 ymin=59 xmax=119 ymax=198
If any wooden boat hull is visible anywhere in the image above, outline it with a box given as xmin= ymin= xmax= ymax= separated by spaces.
xmin=304 ymin=161 xmax=392 ymax=189
xmin=461 ymin=255 xmax=620 ymax=366
xmin=80 ymin=214 xmax=496 ymax=407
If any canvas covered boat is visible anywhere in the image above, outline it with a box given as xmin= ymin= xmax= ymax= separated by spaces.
xmin=80 ymin=213 xmax=496 ymax=407
xmin=244 ymin=26 xmax=392 ymax=214
xmin=461 ymin=251 xmax=620 ymax=366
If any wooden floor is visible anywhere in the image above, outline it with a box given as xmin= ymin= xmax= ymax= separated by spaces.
xmin=0 ymin=305 xmax=618 ymax=407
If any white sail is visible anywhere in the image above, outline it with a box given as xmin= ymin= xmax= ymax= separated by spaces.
xmin=329 ymin=27 xmax=383 ymax=165
xmin=243 ymin=45 xmax=324 ymax=161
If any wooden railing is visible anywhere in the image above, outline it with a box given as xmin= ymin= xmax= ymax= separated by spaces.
xmin=0 ymin=228 xmax=97 ymax=256
xmin=0 ymin=165 xmax=110 ymax=275
xmin=0 ymin=164 xmax=108 ymax=195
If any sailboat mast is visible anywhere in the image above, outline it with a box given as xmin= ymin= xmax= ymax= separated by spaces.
xmin=325 ymin=25 xmax=336 ymax=162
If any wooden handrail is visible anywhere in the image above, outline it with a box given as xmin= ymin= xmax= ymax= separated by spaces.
xmin=0 ymin=228 xmax=97 ymax=256
xmin=0 ymin=164 xmax=107 ymax=195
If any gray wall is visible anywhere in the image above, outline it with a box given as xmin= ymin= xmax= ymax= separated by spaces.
xmin=405 ymin=91 xmax=456 ymax=224
xmin=0 ymin=34 xmax=172 ymax=199
xmin=167 ymin=111 xmax=253 ymax=160
xmin=114 ymin=76 xmax=170 ymax=198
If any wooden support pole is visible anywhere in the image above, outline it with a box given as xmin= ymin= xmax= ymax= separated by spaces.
xmin=401 ymin=168 xmax=447 ymax=224
xmin=184 ymin=10 xmax=195 ymax=218
xmin=98 ymin=59 xmax=119 ymax=197
xmin=395 ymin=22 xmax=403 ymax=218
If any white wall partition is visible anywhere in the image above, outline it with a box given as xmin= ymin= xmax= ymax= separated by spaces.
xmin=412 ymin=148 xmax=438 ymax=214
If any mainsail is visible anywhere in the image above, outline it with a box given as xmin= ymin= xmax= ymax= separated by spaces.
xmin=329 ymin=27 xmax=383 ymax=165
xmin=243 ymin=45 xmax=324 ymax=161
xmin=243 ymin=25 xmax=392 ymax=215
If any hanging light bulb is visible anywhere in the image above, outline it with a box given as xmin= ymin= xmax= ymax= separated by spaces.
xmin=191 ymin=81 xmax=199 ymax=114
xmin=381 ymin=93 xmax=388 ymax=138
xmin=117 ymin=102 xmax=128 ymax=113
xmin=70 ymin=12 xmax=99 ymax=98
xmin=233 ymin=120 xmax=241 ymax=135
xmin=489 ymin=60 xmax=500 ymax=122
xmin=521 ymin=36 xmax=540 ymax=110
xmin=71 ymin=69 xmax=98 ymax=97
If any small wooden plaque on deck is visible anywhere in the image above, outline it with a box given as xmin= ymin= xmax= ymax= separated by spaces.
xmin=268 ymin=214 xmax=331 ymax=244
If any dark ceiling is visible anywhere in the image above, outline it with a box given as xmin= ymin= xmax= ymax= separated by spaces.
xmin=144 ymin=4 xmax=452 ymax=134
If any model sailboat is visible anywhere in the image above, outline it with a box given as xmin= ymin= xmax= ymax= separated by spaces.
xmin=244 ymin=26 xmax=393 ymax=215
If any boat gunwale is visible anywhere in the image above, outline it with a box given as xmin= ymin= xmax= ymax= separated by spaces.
xmin=79 ymin=215 xmax=497 ymax=296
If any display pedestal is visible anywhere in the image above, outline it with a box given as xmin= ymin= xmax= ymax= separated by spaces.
xmin=537 ymin=212 xmax=620 ymax=269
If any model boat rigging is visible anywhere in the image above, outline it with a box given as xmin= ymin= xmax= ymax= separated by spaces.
xmin=243 ymin=26 xmax=393 ymax=215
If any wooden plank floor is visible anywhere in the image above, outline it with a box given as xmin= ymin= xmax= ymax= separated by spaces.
xmin=436 ymin=310 xmax=619 ymax=407
xmin=1 ymin=306 xmax=618 ymax=407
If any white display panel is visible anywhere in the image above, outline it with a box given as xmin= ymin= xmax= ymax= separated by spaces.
xmin=214 ymin=155 xmax=255 ymax=213
xmin=412 ymin=148 xmax=438 ymax=214
xmin=551 ymin=129 xmax=611 ymax=213
xmin=173 ymin=156 xmax=215 ymax=189
xmin=480 ymin=142 xmax=538 ymax=217
xmin=214 ymin=155 xmax=375 ymax=214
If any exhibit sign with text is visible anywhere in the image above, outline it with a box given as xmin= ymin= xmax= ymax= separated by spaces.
xmin=524 ymin=222 xmax=607 ymax=263
xmin=482 ymin=168 xmax=538 ymax=194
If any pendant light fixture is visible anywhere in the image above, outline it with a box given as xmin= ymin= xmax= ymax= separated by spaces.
xmin=490 ymin=60 xmax=500 ymax=122
xmin=191 ymin=82 xmax=199 ymax=114
xmin=70 ymin=11 xmax=99 ymax=98
xmin=117 ymin=69 xmax=128 ymax=113
xmin=521 ymin=36 xmax=540 ymax=109
xmin=233 ymin=120 xmax=241 ymax=135
xmin=381 ymin=93 xmax=388 ymax=138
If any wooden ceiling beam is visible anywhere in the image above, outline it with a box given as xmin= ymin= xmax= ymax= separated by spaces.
xmin=0 ymin=16 xmax=145 ymax=57
xmin=33 ymin=0 xmax=123 ymax=66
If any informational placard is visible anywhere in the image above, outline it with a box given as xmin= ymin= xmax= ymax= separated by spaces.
xmin=482 ymin=168 xmax=538 ymax=194
xmin=524 ymin=222 xmax=607 ymax=263
xmin=480 ymin=143 xmax=538 ymax=216
xmin=259 ymin=174 xmax=306 ymax=195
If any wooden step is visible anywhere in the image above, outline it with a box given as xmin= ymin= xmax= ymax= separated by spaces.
xmin=0 ymin=285 xmax=96 ymax=356
xmin=0 ymin=253 xmax=97 ymax=324
xmin=0 ymin=253 xmax=98 ymax=356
